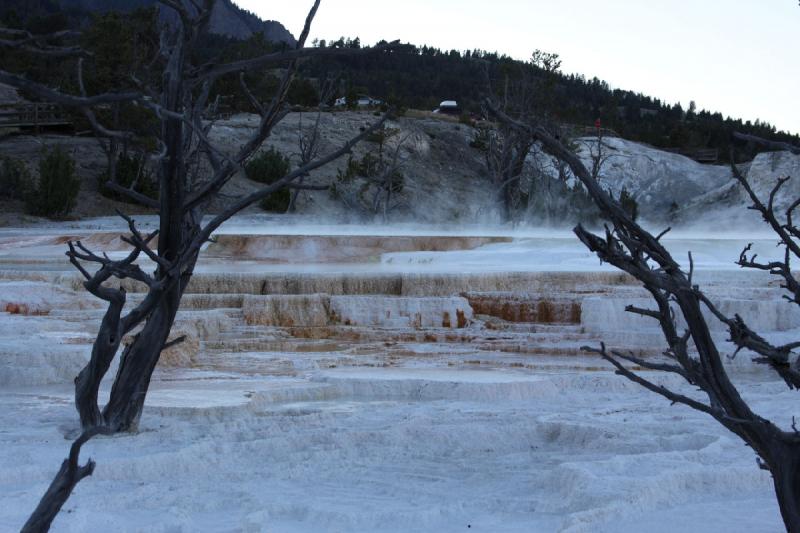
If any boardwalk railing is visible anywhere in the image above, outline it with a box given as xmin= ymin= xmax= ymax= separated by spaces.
xmin=663 ymin=147 xmax=719 ymax=164
xmin=0 ymin=103 xmax=72 ymax=130
xmin=560 ymin=123 xmax=620 ymax=139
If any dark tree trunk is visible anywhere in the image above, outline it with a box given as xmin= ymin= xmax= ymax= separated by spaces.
xmin=101 ymin=255 xmax=197 ymax=432
xmin=501 ymin=179 xmax=514 ymax=220
xmin=74 ymin=292 xmax=125 ymax=428
xmin=101 ymin=305 xmax=174 ymax=431
xmin=771 ymin=445 xmax=800 ymax=531
xmin=20 ymin=430 xmax=101 ymax=533
xmin=21 ymin=462 xmax=93 ymax=533
xmin=288 ymin=176 xmax=304 ymax=212
xmin=99 ymin=43 xmax=191 ymax=432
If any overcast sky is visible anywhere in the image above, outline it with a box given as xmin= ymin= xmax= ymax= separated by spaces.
xmin=234 ymin=1 xmax=800 ymax=134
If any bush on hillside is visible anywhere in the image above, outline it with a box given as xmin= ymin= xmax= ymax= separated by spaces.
xmin=245 ymin=148 xmax=292 ymax=213
xmin=26 ymin=146 xmax=80 ymax=219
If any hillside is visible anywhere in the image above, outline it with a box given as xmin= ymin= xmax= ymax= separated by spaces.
xmin=2 ymin=2 xmax=796 ymax=163
xmin=1 ymin=0 xmax=295 ymax=44
xmin=300 ymin=42 xmax=799 ymax=164
xmin=2 ymin=111 xmax=797 ymax=230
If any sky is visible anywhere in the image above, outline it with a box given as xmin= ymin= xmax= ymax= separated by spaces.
xmin=235 ymin=1 xmax=800 ymax=134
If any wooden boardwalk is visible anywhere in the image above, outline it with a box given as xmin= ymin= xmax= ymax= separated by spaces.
xmin=560 ymin=123 xmax=620 ymax=139
xmin=664 ymin=147 xmax=719 ymax=164
xmin=0 ymin=103 xmax=72 ymax=131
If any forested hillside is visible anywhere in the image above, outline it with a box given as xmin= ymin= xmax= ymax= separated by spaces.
xmin=0 ymin=0 xmax=294 ymax=43
xmin=301 ymin=38 xmax=798 ymax=163
xmin=2 ymin=2 xmax=797 ymax=162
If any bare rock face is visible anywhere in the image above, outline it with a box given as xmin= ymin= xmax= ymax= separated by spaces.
xmin=574 ymin=137 xmax=731 ymax=214
xmin=526 ymin=136 xmax=800 ymax=226
xmin=56 ymin=0 xmax=295 ymax=44
xmin=743 ymin=150 xmax=800 ymax=214
xmin=205 ymin=0 xmax=295 ymax=44
xmin=666 ymin=149 xmax=800 ymax=227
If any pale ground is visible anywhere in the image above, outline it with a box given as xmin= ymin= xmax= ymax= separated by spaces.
xmin=0 ymin=217 xmax=794 ymax=532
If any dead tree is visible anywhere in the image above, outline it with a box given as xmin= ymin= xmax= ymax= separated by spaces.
xmin=487 ymin=99 xmax=800 ymax=531
xmin=365 ymin=128 xmax=409 ymax=222
xmin=483 ymin=124 xmax=533 ymax=220
xmin=2 ymin=2 xmax=389 ymax=531
xmin=288 ymin=95 xmax=331 ymax=212
xmin=330 ymin=125 xmax=409 ymax=221
xmin=480 ymin=76 xmax=535 ymax=221
xmin=479 ymin=52 xmax=563 ymax=223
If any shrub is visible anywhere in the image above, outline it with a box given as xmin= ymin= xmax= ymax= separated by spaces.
xmin=246 ymin=148 xmax=292 ymax=213
xmin=26 ymin=146 xmax=80 ymax=219
xmin=259 ymin=187 xmax=291 ymax=213
xmin=0 ymin=156 xmax=30 ymax=200
xmin=246 ymin=148 xmax=291 ymax=184
xmin=98 ymin=152 xmax=158 ymax=203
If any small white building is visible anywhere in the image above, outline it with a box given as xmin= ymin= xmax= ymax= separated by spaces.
xmin=434 ymin=100 xmax=459 ymax=115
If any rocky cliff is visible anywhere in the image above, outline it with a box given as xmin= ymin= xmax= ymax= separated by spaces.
xmin=56 ymin=0 xmax=295 ymax=44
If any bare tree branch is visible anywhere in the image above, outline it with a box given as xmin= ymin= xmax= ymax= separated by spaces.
xmin=487 ymin=96 xmax=800 ymax=530
xmin=0 ymin=70 xmax=141 ymax=107
xmin=21 ymin=426 xmax=113 ymax=533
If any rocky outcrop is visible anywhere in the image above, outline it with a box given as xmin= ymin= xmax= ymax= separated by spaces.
xmin=205 ymin=0 xmax=295 ymax=44
xmin=573 ymin=137 xmax=731 ymax=216
xmin=57 ymin=0 xmax=295 ymax=44
xmin=671 ymin=149 xmax=800 ymax=226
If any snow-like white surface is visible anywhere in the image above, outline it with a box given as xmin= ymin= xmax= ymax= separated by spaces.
xmin=0 ymin=221 xmax=794 ymax=532
xmin=0 ymin=371 xmax=787 ymax=532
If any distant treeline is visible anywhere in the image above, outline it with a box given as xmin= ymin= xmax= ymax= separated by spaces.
xmin=2 ymin=2 xmax=797 ymax=163
xmin=302 ymin=38 xmax=798 ymax=163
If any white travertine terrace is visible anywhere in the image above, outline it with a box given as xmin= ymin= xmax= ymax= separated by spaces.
xmin=0 ymin=218 xmax=791 ymax=532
